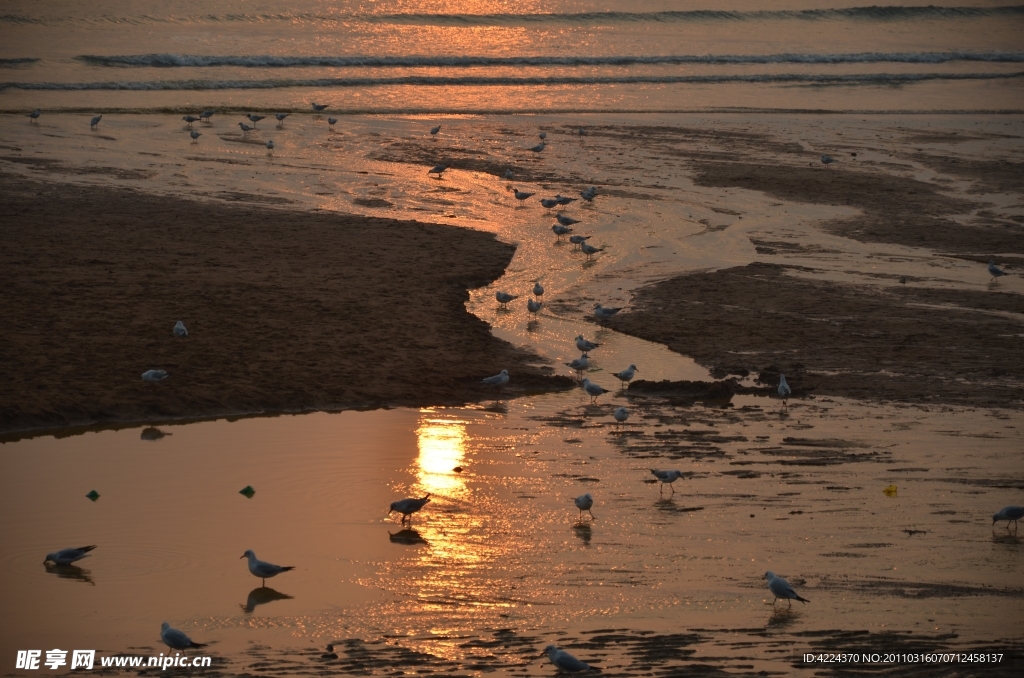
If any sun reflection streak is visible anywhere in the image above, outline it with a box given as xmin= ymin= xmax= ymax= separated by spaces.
xmin=415 ymin=409 xmax=469 ymax=498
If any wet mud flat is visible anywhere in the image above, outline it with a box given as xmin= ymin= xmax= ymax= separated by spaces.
xmin=0 ymin=173 xmax=572 ymax=437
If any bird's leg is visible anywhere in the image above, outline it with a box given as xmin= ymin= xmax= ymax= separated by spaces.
xmin=788 ymin=599 xmax=792 ymax=608
xmin=669 ymin=484 xmax=675 ymax=496
xmin=772 ymin=597 xmax=777 ymax=606
xmin=589 ymin=510 xmax=595 ymax=520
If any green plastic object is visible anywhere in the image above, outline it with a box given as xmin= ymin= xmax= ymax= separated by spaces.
xmin=86 ymin=490 xmax=100 ymax=501
xmin=239 ymin=485 xmax=255 ymax=498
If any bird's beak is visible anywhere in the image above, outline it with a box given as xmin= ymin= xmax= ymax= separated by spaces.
xmin=239 ymin=554 xmax=245 ymax=559
xmin=388 ymin=508 xmax=394 ymax=514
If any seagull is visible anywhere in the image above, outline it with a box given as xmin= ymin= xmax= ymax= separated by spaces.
xmin=533 ymin=282 xmax=544 ymax=297
xmin=266 ymin=139 xmax=274 ymax=155
xmin=540 ymin=197 xmax=560 ymax=209
xmin=173 ymin=321 xmax=188 ymax=337
xmin=44 ymin=545 xmax=96 ymax=566
xmin=575 ymin=334 xmax=599 ymax=355
xmin=182 ymin=115 xmax=199 ymax=128
xmin=581 ymin=378 xmax=609 ymax=403
xmin=495 ymin=291 xmax=518 ymax=308
xmin=190 ymin=130 xmax=201 ymax=144
xmin=988 ymin=260 xmax=1008 ymax=279
xmin=29 ymin=108 xmax=41 ymax=122
xmin=142 ymin=369 xmax=168 ymax=383
xmin=529 ymin=141 xmax=546 ymax=152
xmin=574 ymin=494 xmax=595 ymax=520
xmin=567 ymin=354 xmax=589 ymax=376
xmin=593 ymin=303 xmax=622 ymax=319
xmin=580 ymin=186 xmax=597 ymax=202
xmin=820 ymin=154 xmax=834 ymax=168
xmin=778 ymin=374 xmax=791 ymax=405
xmin=327 ymin=117 xmax=338 ymax=130
xmin=430 ymin=124 xmax=441 ymax=136
xmin=510 ymin=187 xmax=535 ymax=204
xmin=552 ymin=224 xmax=573 ymax=239
xmin=247 ymin=113 xmax=265 ymax=127
xmin=90 ymin=114 xmax=102 ymax=129
xmin=389 ymin=494 xmax=431 ymax=524
xmin=650 ymin=469 xmax=684 ymax=495
xmin=556 ymin=214 xmax=580 ymax=226
xmin=580 ymin=242 xmax=604 ymax=259
xmin=199 ymin=109 xmax=215 ymax=122
xmin=578 ymin=127 xmax=587 ymax=137
xmin=613 ymin=406 xmax=629 ymax=425
xmin=275 ymin=112 xmax=289 ymax=126
xmin=555 ymin=195 xmax=577 ymax=206
xmin=504 ymin=168 xmax=514 ymax=179
xmin=238 ymin=122 xmax=253 ymax=135
xmin=241 ymin=549 xmax=295 ymax=586
xmin=765 ymin=571 xmax=810 ymax=607
xmin=481 ymin=369 xmax=510 ymax=394
xmin=428 ymin=164 xmax=447 ymax=178
xmin=993 ymin=506 xmax=1024 ymax=528
xmin=160 ymin=623 xmax=207 ymax=652
xmin=543 ymin=645 xmax=592 ymax=673
xmin=311 ymin=102 xmax=328 ymax=115
xmin=539 ymin=132 xmax=547 ymax=139
xmin=527 ymin=298 xmax=542 ymax=313
xmin=614 ymin=364 xmax=638 ymax=387
xmin=568 ymin=234 xmax=591 ymax=250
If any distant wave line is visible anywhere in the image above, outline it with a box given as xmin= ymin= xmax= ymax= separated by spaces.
xmin=5 ymin=72 xmax=1023 ymax=91
xmin=74 ymin=52 xmax=1024 ymax=68
xmin=3 ymin=5 xmax=1024 ymax=27
xmin=0 ymin=57 xmax=40 ymax=66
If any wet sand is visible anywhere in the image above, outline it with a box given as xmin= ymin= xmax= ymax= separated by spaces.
xmin=0 ymin=172 xmax=572 ymax=437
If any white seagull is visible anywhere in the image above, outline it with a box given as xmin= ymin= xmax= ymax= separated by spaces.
xmin=552 ymin=224 xmax=573 ymax=239
xmin=593 ymin=303 xmax=622 ymax=319
xmin=614 ymin=364 xmax=638 ymax=387
xmin=247 ymin=114 xmax=265 ymax=127
xmin=574 ymin=493 xmax=595 ymax=520
xmin=820 ymin=154 xmax=834 ymax=168
xmin=555 ymin=195 xmax=577 ymax=206
xmin=988 ymin=261 xmax=1008 ymax=279
xmin=580 ymin=242 xmax=604 ymax=259
xmin=556 ymin=214 xmax=580 ymax=226
xmin=182 ymin=115 xmax=199 ymax=128
xmin=765 ymin=571 xmax=810 ymax=607
xmin=266 ymin=139 xmax=274 ymax=155
xmin=539 ymin=131 xmax=547 ymax=139
xmin=993 ymin=506 xmax=1024 ymax=528
xmin=238 ymin=122 xmax=253 ymax=135
xmin=29 ymin=108 xmax=41 ymax=122
xmin=389 ymin=494 xmax=431 ymax=524
xmin=495 ymin=291 xmax=518 ymax=308
xmin=566 ymin=354 xmax=589 ymax=376
xmin=481 ymin=369 xmax=510 ymax=393
xmin=190 ymin=130 xmax=201 ymax=144
xmin=540 ymin=197 xmax=560 ymax=209
xmin=778 ymin=374 xmax=791 ymax=405
xmin=328 ymin=117 xmax=338 ymax=129
xmin=568 ymin=234 xmax=591 ymax=250
xmin=275 ymin=112 xmax=289 ymax=126
xmin=142 ymin=369 xmax=169 ymax=383
xmin=544 ymin=645 xmax=593 ymax=673
xmin=311 ymin=102 xmax=329 ymax=113
xmin=527 ymin=298 xmax=542 ymax=313
xmin=510 ymin=187 xmax=535 ymax=204
xmin=428 ymin=164 xmax=447 ymax=178
xmin=650 ymin=469 xmax=684 ymax=495
xmin=580 ymin=186 xmax=597 ymax=202
xmin=529 ymin=141 xmax=546 ymax=153
xmin=578 ymin=127 xmax=587 ymax=137
xmin=199 ymin=109 xmax=215 ymax=122
xmin=430 ymin=124 xmax=441 ymax=136
xmin=90 ymin=114 xmax=102 ymax=129
xmin=504 ymin=168 xmax=514 ymax=179
xmin=613 ymin=406 xmax=629 ymax=425
xmin=44 ymin=545 xmax=96 ymax=565
xmin=581 ymin=378 xmax=609 ymax=403
xmin=241 ymin=549 xmax=295 ymax=586
xmin=173 ymin=321 xmax=188 ymax=337
xmin=575 ymin=334 xmax=599 ymax=355
xmin=533 ymin=281 xmax=544 ymax=298
xmin=160 ymin=622 xmax=207 ymax=652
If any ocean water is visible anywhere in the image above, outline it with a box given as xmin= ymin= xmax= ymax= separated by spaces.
xmin=2 ymin=0 xmax=1024 ymax=113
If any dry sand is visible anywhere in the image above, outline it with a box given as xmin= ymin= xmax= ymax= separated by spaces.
xmin=0 ymin=172 xmax=572 ymax=437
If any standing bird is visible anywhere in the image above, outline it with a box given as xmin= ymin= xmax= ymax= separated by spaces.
xmin=481 ymin=369 xmax=510 ymax=394
xmin=568 ymin=234 xmax=591 ymax=250
xmin=539 ymin=131 xmax=547 ymax=139
xmin=988 ymin=260 xmax=1008 ymax=280
xmin=29 ymin=108 xmax=41 ymax=122
xmin=182 ymin=115 xmax=199 ymax=128
xmin=190 ymin=130 xmax=201 ymax=144
xmin=540 ymin=197 xmax=560 ymax=209
xmin=246 ymin=113 xmax=265 ymax=127
xmin=142 ymin=369 xmax=169 ymax=383
xmin=90 ymin=114 xmax=102 ymax=129
xmin=504 ymin=168 xmax=514 ymax=180
xmin=580 ymin=242 xmax=604 ymax=260
xmin=428 ymin=164 xmax=447 ymax=178
xmin=199 ymin=109 xmax=215 ymax=122
xmin=527 ymin=298 xmax=542 ymax=314
xmin=581 ymin=378 xmax=609 ymax=403
xmin=556 ymin=213 xmax=580 ymax=227
xmin=160 ymin=622 xmax=207 ymax=652
xmin=552 ymin=224 xmax=573 ymax=239
xmin=173 ymin=320 xmax=188 ymax=337
xmin=529 ymin=141 xmax=546 ymax=153
xmin=266 ymin=139 xmax=274 ymax=155
xmin=238 ymin=122 xmax=253 ymax=135
xmin=575 ymin=334 xmax=599 ymax=356
xmin=44 ymin=545 xmax=97 ymax=565
xmin=574 ymin=493 xmax=595 ymax=520
xmin=510 ymin=187 xmax=535 ymax=204
xmin=328 ymin=117 xmax=338 ymax=130
xmin=543 ymin=645 xmax=593 ymax=673
xmin=578 ymin=127 xmax=587 ymax=137
xmin=241 ymin=549 xmax=295 ymax=586
xmin=580 ymin=186 xmax=597 ymax=202
xmin=389 ymin=494 xmax=431 ymax=524
xmin=555 ymin=195 xmax=577 ymax=206
xmin=533 ymin=281 xmax=544 ymax=298
xmin=311 ymin=102 xmax=328 ymax=114
xmin=593 ymin=303 xmax=622 ymax=319
xmin=275 ymin=112 xmax=289 ymax=127
xmin=614 ymin=364 xmax=638 ymax=388
xmin=765 ymin=571 xmax=810 ymax=607
xmin=613 ymin=406 xmax=629 ymax=425
xmin=495 ymin=291 xmax=518 ymax=308
xmin=820 ymin=154 xmax=834 ymax=169
xmin=429 ymin=124 xmax=441 ymax=136
xmin=778 ymin=374 xmax=791 ymax=405
xmin=650 ymin=469 xmax=684 ymax=495
xmin=566 ymin=354 xmax=589 ymax=377
xmin=993 ymin=506 xmax=1024 ymax=529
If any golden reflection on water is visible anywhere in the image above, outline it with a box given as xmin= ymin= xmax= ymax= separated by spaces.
xmin=415 ymin=409 xmax=469 ymax=498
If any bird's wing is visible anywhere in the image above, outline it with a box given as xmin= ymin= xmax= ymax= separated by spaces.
xmin=163 ymin=628 xmax=192 ymax=646
xmin=554 ymin=651 xmax=591 ymax=671
xmin=770 ymin=578 xmax=798 ymax=598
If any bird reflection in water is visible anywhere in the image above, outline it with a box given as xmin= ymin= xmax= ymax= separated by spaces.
xmin=572 ymin=523 xmax=592 ymax=546
xmin=240 ymin=587 xmax=294 ymax=613
xmin=44 ymin=563 xmax=94 ymax=585
xmin=766 ymin=607 xmax=800 ymax=630
xmin=991 ymin=531 xmax=1022 ymax=545
xmin=140 ymin=427 xmax=169 ymax=441
xmin=389 ymin=528 xmax=429 ymax=546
